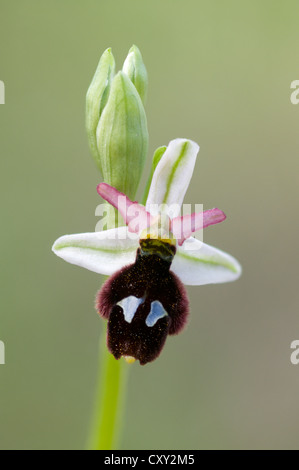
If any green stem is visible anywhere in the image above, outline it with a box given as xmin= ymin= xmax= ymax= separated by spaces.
xmin=87 ymin=326 xmax=129 ymax=450
xmin=87 ymin=206 xmax=128 ymax=450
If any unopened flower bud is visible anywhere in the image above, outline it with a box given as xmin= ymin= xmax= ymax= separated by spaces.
xmin=86 ymin=48 xmax=115 ymax=173
xmin=122 ymin=45 xmax=148 ymax=105
xmin=96 ymin=71 xmax=148 ymax=199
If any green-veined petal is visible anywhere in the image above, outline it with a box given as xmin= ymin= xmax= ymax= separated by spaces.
xmin=172 ymin=237 xmax=242 ymax=286
xmin=146 ymin=139 xmax=199 ymax=211
xmin=52 ymin=227 xmax=138 ymax=275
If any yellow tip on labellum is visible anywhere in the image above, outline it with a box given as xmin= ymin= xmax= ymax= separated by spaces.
xmin=123 ymin=356 xmax=136 ymax=364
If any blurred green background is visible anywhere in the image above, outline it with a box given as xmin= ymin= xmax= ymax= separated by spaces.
xmin=1 ymin=0 xmax=299 ymax=450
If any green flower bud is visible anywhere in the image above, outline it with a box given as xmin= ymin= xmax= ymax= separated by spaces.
xmin=122 ymin=45 xmax=148 ymax=105
xmin=96 ymin=70 xmax=148 ymax=200
xmin=86 ymin=48 xmax=115 ymax=173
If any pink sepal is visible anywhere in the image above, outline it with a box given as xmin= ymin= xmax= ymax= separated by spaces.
xmin=97 ymin=183 xmax=152 ymax=234
xmin=171 ymin=208 xmax=226 ymax=246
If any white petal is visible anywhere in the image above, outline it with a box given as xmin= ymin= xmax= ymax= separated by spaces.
xmin=172 ymin=237 xmax=242 ymax=286
xmin=52 ymin=226 xmax=138 ymax=275
xmin=146 ymin=138 xmax=199 ymax=213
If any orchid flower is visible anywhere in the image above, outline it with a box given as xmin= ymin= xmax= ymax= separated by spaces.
xmin=52 ymin=139 xmax=241 ymax=365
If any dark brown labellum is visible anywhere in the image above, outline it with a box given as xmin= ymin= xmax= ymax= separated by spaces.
xmin=96 ymin=239 xmax=189 ymax=365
